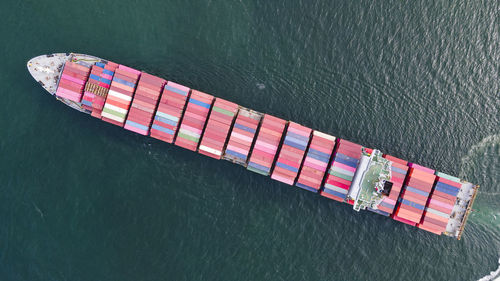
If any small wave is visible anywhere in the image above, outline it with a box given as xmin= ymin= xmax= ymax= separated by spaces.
xmin=477 ymin=256 xmax=500 ymax=281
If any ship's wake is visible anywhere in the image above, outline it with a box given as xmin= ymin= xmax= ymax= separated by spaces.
xmin=477 ymin=256 xmax=500 ymax=281
xmin=462 ymin=135 xmax=500 ymax=281
xmin=460 ymin=133 xmax=500 ymax=179
xmin=460 ymin=134 xmax=500 ymax=229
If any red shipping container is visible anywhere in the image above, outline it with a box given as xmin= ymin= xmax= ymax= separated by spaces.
xmin=422 ymin=216 xmax=448 ymax=228
xmin=384 ymin=154 xmax=408 ymax=165
xmin=418 ymin=223 xmax=443 ymax=235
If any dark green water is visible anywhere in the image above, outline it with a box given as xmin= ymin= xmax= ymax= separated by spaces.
xmin=1 ymin=0 xmax=499 ymax=280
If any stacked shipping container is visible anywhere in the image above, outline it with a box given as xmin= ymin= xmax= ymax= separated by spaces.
xmin=375 ymin=155 xmax=409 ymax=215
xmin=175 ymin=90 xmax=214 ymax=151
xmin=393 ymin=165 xmax=436 ymax=226
xmin=198 ymin=99 xmax=238 ymax=159
xmin=295 ymin=131 xmax=336 ymax=193
xmin=418 ymin=172 xmax=461 ymax=234
xmin=150 ymin=82 xmax=190 ymax=143
xmin=81 ymin=62 xmax=115 ymax=114
xmin=101 ymin=65 xmax=141 ymax=126
xmin=81 ymin=64 xmax=101 ymax=112
xmin=247 ymin=114 xmax=287 ymax=176
xmin=55 ymin=61 xmax=91 ymax=102
xmin=321 ymin=139 xmax=363 ymax=202
xmin=223 ymin=108 xmax=262 ymax=166
xmin=271 ymin=122 xmax=312 ymax=185
xmin=124 ymin=73 xmax=166 ymax=135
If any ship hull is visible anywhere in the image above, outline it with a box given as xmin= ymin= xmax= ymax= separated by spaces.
xmin=27 ymin=53 xmax=479 ymax=240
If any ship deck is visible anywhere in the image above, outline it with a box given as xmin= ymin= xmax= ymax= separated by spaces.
xmin=27 ymin=53 xmax=103 ymax=112
xmin=445 ymin=182 xmax=479 ymax=239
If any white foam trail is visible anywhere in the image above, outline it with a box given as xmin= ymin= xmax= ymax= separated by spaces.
xmin=480 ymin=192 xmax=500 ymax=196
xmin=478 ymin=257 xmax=500 ymax=281
xmin=460 ymin=134 xmax=500 ymax=178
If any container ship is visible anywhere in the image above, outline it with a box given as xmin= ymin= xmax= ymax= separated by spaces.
xmin=27 ymin=53 xmax=479 ymax=239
